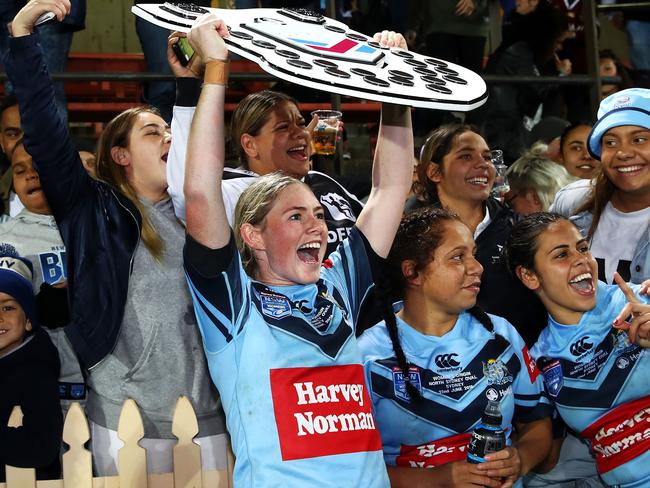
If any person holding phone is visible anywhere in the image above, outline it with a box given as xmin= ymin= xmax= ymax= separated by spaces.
xmin=5 ymin=0 xmax=227 ymax=475
xmin=182 ymin=13 xmax=413 ymax=486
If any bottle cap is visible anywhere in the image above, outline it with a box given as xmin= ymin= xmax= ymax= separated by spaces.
xmin=482 ymin=400 xmax=503 ymax=426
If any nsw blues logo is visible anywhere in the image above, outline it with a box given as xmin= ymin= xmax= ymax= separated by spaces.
xmin=260 ymin=292 xmax=292 ymax=319
xmin=542 ymin=359 xmax=563 ymax=398
xmin=482 ymin=359 xmax=512 ymax=385
xmin=393 ymin=366 xmax=421 ymax=402
xmin=611 ymin=328 xmax=637 ymax=356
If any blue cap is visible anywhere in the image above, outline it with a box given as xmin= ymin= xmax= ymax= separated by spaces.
xmin=588 ymin=88 xmax=650 ymax=159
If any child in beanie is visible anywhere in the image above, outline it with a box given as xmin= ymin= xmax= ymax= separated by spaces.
xmin=0 ymin=252 xmax=62 ymax=482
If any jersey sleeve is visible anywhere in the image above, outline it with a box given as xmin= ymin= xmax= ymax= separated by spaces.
xmin=321 ymin=227 xmax=383 ymax=331
xmin=183 ymin=232 xmax=251 ymax=353
xmin=504 ymin=321 xmax=553 ymax=423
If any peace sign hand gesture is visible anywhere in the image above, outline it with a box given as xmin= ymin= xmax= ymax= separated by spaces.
xmin=613 ymin=272 xmax=650 ymax=349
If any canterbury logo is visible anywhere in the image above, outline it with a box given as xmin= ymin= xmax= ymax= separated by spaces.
xmin=570 ymin=336 xmax=594 ymax=356
xmin=434 ymin=353 xmax=460 ymax=369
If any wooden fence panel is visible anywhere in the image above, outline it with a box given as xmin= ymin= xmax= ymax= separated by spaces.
xmin=4 ymin=406 xmax=36 ymax=488
xmin=2 ymin=399 xmax=232 ymax=488
xmin=172 ymin=397 xmax=201 ymax=488
xmin=62 ymin=402 xmax=92 ymax=488
xmin=117 ymin=400 xmax=147 ymax=488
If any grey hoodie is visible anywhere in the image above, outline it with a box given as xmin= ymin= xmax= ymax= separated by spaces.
xmin=85 ymin=198 xmax=224 ymax=439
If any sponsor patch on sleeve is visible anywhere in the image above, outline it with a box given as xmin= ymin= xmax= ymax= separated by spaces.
xmin=522 ymin=346 xmax=540 ymax=383
xmin=270 ymin=364 xmax=382 ymax=460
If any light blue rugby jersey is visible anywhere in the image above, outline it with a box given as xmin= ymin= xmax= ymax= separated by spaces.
xmin=183 ymin=227 xmax=389 ymax=488
xmin=531 ymin=282 xmax=650 ymax=488
xmin=358 ymin=311 xmax=550 ymax=480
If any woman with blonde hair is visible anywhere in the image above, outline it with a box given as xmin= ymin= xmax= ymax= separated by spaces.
xmin=505 ymin=143 xmax=575 ymax=215
xmin=182 ymin=14 xmax=413 ymax=486
xmin=6 ymin=0 xmax=227 ymax=475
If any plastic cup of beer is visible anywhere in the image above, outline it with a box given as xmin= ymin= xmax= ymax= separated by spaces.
xmin=311 ymin=110 xmax=342 ymax=156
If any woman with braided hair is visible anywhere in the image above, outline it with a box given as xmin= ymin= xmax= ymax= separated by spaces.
xmin=358 ymin=207 xmax=552 ymax=487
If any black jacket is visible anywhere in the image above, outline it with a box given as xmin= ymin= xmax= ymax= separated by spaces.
xmin=5 ymin=34 xmax=141 ymax=368
xmin=408 ymin=197 xmax=548 ymax=347
xmin=0 ymin=328 xmax=62 ymax=482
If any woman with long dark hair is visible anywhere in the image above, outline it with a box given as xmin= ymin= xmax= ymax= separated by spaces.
xmin=573 ymin=88 xmax=650 ymax=285
xmin=6 ymin=0 xmax=226 ymax=475
xmin=410 ymin=124 xmax=548 ymax=346
xmin=506 ymin=212 xmax=650 ymax=487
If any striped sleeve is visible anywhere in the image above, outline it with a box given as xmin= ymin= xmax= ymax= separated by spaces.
xmin=183 ymin=232 xmax=251 ymax=353
xmin=503 ymin=323 xmax=553 ymax=423
xmin=321 ymin=227 xmax=381 ymax=330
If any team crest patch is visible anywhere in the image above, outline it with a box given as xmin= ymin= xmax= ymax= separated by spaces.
xmin=542 ymin=360 xmax=563 ymax=398
xmin=611 ymin=328 xmax=637 ymax=356
xmin=482 ymin=359 xmax=513 ymax=385
xmin=393 ymin=366 xmax=421 ymax=402
xmin=260 ymin=292 xmax=292 ymax=319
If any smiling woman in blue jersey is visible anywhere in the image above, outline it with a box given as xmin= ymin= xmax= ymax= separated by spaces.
xmin=506 ymin=213 xmax=650 ymax=488
xmin=358 ymin=206 xmax=552 ymax=487
xmin=180 ymin=13 xmax=414 ymax=488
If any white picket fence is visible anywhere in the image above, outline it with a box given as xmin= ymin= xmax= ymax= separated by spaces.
xmin=2 ymin=397 xmax=233 ymax=488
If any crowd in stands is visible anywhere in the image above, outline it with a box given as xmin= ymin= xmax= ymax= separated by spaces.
xmin=1 ymin=0 xmax=650 ymax=487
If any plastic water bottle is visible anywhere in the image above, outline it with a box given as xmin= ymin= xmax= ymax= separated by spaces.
xmin=467 ymin=400 xmax=506 ymax=464
xmin=490 ymin=149 xmax=510 ymax=202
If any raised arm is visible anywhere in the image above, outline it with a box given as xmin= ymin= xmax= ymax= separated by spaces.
xmin=183 ymin=14 xmax=231 ymax=248
xmin=5 ymin=0 xmax=92 ymax=221
xmin=355 ymin=32 xmax=414 ymax=258
xmin=166 ymin=32 xmax=203 ymax=224
xmin=356 ymin=102 xmax=412 ymax=258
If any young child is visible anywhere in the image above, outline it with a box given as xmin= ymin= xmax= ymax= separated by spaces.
xmin=0 ymin=139 xmax=84 ymax=408
xmin=0 ymin=252 xmax=62 ymax=482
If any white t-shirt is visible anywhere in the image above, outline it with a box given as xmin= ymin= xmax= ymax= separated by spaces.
xmin=549 ymin=179 xmax=593 ymax=217
xmin=590 ymin=202 xmax=650 ymax=283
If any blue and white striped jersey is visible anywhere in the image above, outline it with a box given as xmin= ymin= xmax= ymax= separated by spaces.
xmin=359 ymin=312 xmax=550 ymax=474
xmin=183 ymin=227 xmax=389 ymax=488
xmin=531 ymin=282 xmax=650 ymax=488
